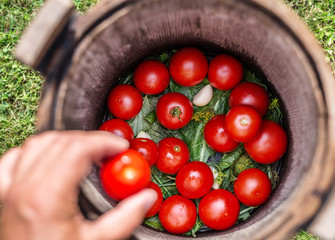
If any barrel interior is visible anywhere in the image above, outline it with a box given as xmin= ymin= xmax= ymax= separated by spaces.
xmin=56 ymin=0 xmax=321 ymax=238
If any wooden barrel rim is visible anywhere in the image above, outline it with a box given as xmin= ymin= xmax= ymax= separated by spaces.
xmin=28 ymin=0 xmax=335 ymax=239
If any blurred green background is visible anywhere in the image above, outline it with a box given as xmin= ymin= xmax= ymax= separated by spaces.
xmin=0 ymin=0 xmax=334 ymax=239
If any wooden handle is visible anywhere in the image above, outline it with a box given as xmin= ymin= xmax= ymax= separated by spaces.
xmin=15 ymin=0 xmax=74 ymax=71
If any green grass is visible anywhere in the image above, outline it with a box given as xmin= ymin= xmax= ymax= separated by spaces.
xmin=284 ymin=0 xmax=335 ymax=75
xmin=0 ymin=0 xmax=333 ymax=239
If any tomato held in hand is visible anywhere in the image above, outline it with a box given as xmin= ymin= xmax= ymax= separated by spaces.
xmin=224 ymin=105 xmax=263 ymax=142
xmin=159 ymin=195 xmax=197 ymax=234
xmin=199 ymin=189 xmax=240 ymax=230
xmin=130 ymin=138 xmax=158 ymax=166
xmin=244 ymin=120 xmax=288 ymax=164
xmin=176 ymin=161 xmax=214 ymax=199
xmin=107 ymin=84 xmax=143 ymax=120
xmin=99 ymin=119 xmax=134 ymax=141
xmin=134 ymin=60 xmax=170 ymax=95
xmin=156 ymin=137 xmax=189 ymax=174
xmin=234 ymin=168 xmax=272 ymax=206
xmin=229 ymin=82 xmax=270 ymax=116
xmin=145 ymin=181 xmax=163 ymax=218
xmin=156 ymin=92 xmax=193 ymax=130
xmin=169 ymin=47 xmax=208 ymax=87
xmin=204 ymin=114 xmax=239 ymax=153
xmin=100 ymin=149 xmax=151 ymax=201
xmin=208 ymin=54 xmax=243 ymax=90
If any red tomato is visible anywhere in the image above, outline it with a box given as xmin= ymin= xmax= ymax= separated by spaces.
xmin=199 ymin=189 xmax=240 ymax=230
xmin=159 ymin=195 xmax=197 ymax=234
xmin=99 ymin=119 xmax=134 ymax=141
xmin=134 ymin=60 xmax=170 ymax=95
xmin=169 ymin=47 xmax=208 ymax=87
xmin=156 ymin=137 xmax=189 ymax=174
xmin=100 ymin=149 xmax=151 ymax=201
xmin=129 ymin=138 xmax=158 ymax=166
xmin=208 ymin=54 xmax=243 ymax=90
xmin=204 ymin=114 xmax=239 ymax=153
xmin=156 ymin=92 xmax=193 ymax=129
xmin=107 ymin=84 xmax=143 ymax=120
xmin=176 ymin=161 xmax=214 ymax=199
xmin=229 ymin=82 xmax=270 ymax=116
xmin=244 ymin=120 xmax=287 ymax=164
xmin=234 ymin=168 xmax=272 ymax=206
xmin=224 ymin=105 xmax=263 ymax=142
xmin=145 ymin=181 xmax=163 ymax=218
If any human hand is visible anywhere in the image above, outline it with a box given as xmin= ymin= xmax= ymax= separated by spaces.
xmin=0 ymin=131 xmax=157 ymax=240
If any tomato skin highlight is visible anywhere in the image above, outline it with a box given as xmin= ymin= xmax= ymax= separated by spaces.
xmin=130 ymin=138 xmax=158 ymax=166
xmin=156 ymin=92 xmax=193 ymax=130
xmin=208 ymin=54 xmax=243 ymax=90
xmin=145 ymin=181 xmax=163 ymax=218
xmin=134 ymin=60 xmax=170 ymax=95
xmin=107 ymin=84 xmax=143 ymax=120
xmin=100 ymin=149 xmax=151 ymax=201
xmin=169 ymin=47 xmax=208 ymax=87
xmin=159 ymin=195 xmax=197 ymax=234
xmin=99 ymin=119 xmax=134 ymax=141
xmin=229 ymin=82 xmax=270 ymax=116
xmin=156 ymin=137 xmax=190 ymax=174
xmin=199 ymin=189 xmax=240 ymax=230
xmin=224 ymin=105 xmax=263 ymax=142
xmin=234 ymin=168 xmax=272 ymax=206
xmin=204 ymin=114 xmax=239 ymax=153
xmin=176 ymin=161 xmax=214 ymax=199
xmin=244 ymin=120 xmax=287 ymax=164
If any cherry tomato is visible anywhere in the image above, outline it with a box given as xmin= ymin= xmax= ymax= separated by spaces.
xmin=229 ymin=82 xmax=270 ymax=116
xmin=208 ymin=54 xmax=243 ymax=90
xmin=169 ymin=47 xmax=208 ymax=87
xmin=204 ymin=114 xmax=239 ymax=153
xmin=145 ymin=181 xmax=163 ymax=218
xmin=199 ymin=189 xmax=240 ymax=230
xmin=134 ymin=60 xmax=170 ymax=95
xmin=129 ymin=138 xmax=158 ymax=166
xmin=156 ymin=137 xmax=189 ymax=174
xmin=99 ymin=119 xmax=134 ymax=141
xmin=244 ymin=120 xmax=287 ymax=164
xmin=156 ymin=92 xmax=193 ymax=130
xmin=234 ymin=168 xmax=272 ymax=206
xmin=100 ymin=149 xmax=151 ymax=201
xmin=107 ymin=84 xmax=143 ymax=120
xmin=176 ymin=161 xmax=214 ymax=199
xmin=159 ymin=195 xmax=197 ymax=234
xmin=224 ymin=105 xmax=263 ymax=142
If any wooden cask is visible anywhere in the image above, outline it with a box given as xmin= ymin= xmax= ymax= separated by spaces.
xmin=16 ymin=0 xmax=335 ymax=239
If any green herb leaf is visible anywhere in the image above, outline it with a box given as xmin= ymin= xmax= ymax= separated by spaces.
xmin=243 ymin=70 xmax=267 ymax=89
xmin=151 ymin=166 xmax=178 ymax=199
xmin=128 ymin=95 xmax=159 ymax=136
xmin=232 ymin=154 xmax=267 ymax=176
xmin=218 ymin=144 xmax=244 ymax=170
xmin=220 ymin=168 xmax=235 ymax=192
xmin=184 ymin=217 xmax=203 ymax=237
xmin=265 ymin=97 xmax=283 ymax=123
xmin=178 ymin=120 xmax=215 ymax=162
xmin=144 ymin=215 xmax=164 ymax=231
xmin=147 ymin=121 xmax=177 ymax=143
xmin=238 ymin=204 xmax=258 ymax=222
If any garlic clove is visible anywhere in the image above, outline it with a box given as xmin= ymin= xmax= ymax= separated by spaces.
xmin=136 ymin=131 xmax=152 ymax=139
xmin=192 ymin=84 xmax=213 ymax=107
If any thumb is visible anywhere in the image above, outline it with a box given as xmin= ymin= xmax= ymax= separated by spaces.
xmin=82 ymin=189 xmax=157 ymax=240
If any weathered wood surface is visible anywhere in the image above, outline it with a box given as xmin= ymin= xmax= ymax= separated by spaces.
xmin=15 ymin=0 xmax=335 ymax=239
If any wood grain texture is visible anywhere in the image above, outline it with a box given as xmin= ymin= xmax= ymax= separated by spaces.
xmin=28 ymin=0 xmax=335 ymax=239
xmin=15 ymin=0 xmax=74 ymax=69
